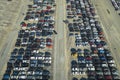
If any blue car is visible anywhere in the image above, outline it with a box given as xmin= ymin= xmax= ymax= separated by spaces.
xmin=78 ymin=56 xmax=85 ymax=61
xmin=98 ymin=50 xmax=105 ymax=54
xmin=99 ymin=56 xmax=106 ymax=61
xmin=2 ymin=74 xmax=10 ymax=80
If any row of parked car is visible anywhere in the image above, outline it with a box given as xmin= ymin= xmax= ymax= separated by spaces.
xmin=111 ymin=0 xmax=120 ymax=10
xmin=3 ymin=48 xmax=52 ymax=80
xmin=71 ymin=48 xmax=120 ymax=80
xmin=21 ymin=1 xmax=55 ymax=37
xmin=15 ymin=29 xmax=53 ymax=48
xmin=2 ymin=0 xmax=55 ymax=80
xmin=21 ymin=22 xmax=54 ymax=36
xmin=67 ymin=0 xmax=105 ymax=47
xmin=66 ymin=0 xmax=120 ymax=80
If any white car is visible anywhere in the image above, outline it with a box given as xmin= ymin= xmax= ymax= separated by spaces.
xmin=108 ymin=60 xmax=115 ymax=63
xmin=72 ymin=72 xmax=75 ymax=75
xmin=30 ymin=57 xmax=37 ymax=60
xmin=88 ymin=67 xmax=95 ymax=71
xmin=22 ymin=60 xmax=29 ymax=63
xmin=19 ymin=71 xmax=26 ymax=75
xmin=75 ymin=35 xmax=81 ymax=39
xmin=75 ymin=72 xmax=79 ymax=75
xmin=109 ymin=63 xmax=116 ymax=67
xmin=11 ymin=75 xmax=18 ymax=79
xmin=112 ymin=71 xmax=119 ymax=75
xmin=13 ymin=67 xmax=20 ymax=71
xmin=18 ymin=75 xmax=26 ymax=79
xmin=27 ymin=71 xmax=33 ymax=75
xmin=86 ymin=63 xmax=93 ymax=67
xmin=101 ymin=63 xmax=108 ymax=67
xmin=81 ymin=71 xmax=86 ymax=75
xmin=38 ymin=57 xmax=45 ymax=60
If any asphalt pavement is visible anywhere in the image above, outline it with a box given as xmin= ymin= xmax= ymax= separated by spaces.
xmin=53 ymin=0 xmax=68 ymax=80
xmin=91 ymin=0 xmax=120 ymax=73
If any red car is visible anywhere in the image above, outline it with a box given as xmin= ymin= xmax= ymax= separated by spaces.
xmin=46 ymin=38 xmax=53 ymax=48
xmin=104 ymin=75 xmax=112 ymax=80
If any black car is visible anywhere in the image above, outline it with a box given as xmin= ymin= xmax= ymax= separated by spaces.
xmin=72 ymin=77 xmax=78 ymax=80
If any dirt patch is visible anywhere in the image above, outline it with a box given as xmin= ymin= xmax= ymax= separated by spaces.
xmin=0 ymin=0 xmax=22 ymax=50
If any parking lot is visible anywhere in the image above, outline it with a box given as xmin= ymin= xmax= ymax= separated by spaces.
xmin=1 ymin=0 xmax=120 ymax=80
xmin=66 ymin=0 xmax=120 ymax=80
xmin=2 ymin=0 xmax=56 ymax=80
xmin=91 ymin=0 xmax=120 ymax=77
